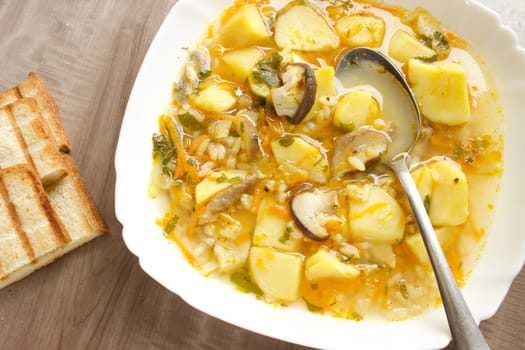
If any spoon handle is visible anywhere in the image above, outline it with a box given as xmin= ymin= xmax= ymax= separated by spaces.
xmin=390 ymin=154 xmax=490 ymax=350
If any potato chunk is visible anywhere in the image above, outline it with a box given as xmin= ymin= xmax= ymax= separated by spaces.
xmin=253 ymin=198 xmax=302 ymax=252
xmin=347 ymin=184 xmax=405 ymax=243
xmin=249 ymin=247 xmax=303 ymax=302
xmin=333 ymin=91 xmax=381 ymax=131
xmin=192 ymin=84 xmax=237 ymax=113
xmin=405 ymin=226 xmax=459 ymax=266
xmin=274 ymin=5 xmax=339 ymax=51
xmin=304 ymin=66 xmax=337 ymax=121
xmin=335 ymin=15 xmax=385 ymax=48
xmin=305 ymin=249 xmax=360 ymax=281
xmin=408 ymin=60 xmax=470 ymax=125
xmin=221 ymin=48 xmax=264 ymax=83
xmin=218 ymin=4 xmax=270 ymax=48
xmin=271 ymin=136 xmax=329 ymax=184
xmin=411 ymin=161 xmax=469 ymax=226
xmin=195 ymin=170 xmax=248 ymax=204
xmin=388 ymin=30 xmax=436 ymax=63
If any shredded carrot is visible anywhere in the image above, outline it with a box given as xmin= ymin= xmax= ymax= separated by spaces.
xmin=269 ymin=205 xmax=291 ymax=220
xmin=250 ymin=182 xmax=265 ymax=212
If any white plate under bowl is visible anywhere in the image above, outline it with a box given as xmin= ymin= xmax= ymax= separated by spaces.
xmin=114 ymin=1 xmax=525 ymax=349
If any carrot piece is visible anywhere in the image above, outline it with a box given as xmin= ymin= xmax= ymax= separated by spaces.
xmin=269 ymin=204 xmax=291 ymax=220
xmin=250 ymin=182 xmax=265 ymax=212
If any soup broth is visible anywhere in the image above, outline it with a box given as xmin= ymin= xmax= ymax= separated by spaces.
xmin=150 ymin=0 xmax=503 ymax=320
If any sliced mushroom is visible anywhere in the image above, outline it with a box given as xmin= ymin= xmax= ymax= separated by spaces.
xmin=290 ymin=184 xmax=340 ymax=242
xmin=271 ymin=63 xmax=317 ymax=124
xmin=331 ymin=128 xmax=390 ymax=177
xmin=199 ymin=175 xmax=259 ymax=224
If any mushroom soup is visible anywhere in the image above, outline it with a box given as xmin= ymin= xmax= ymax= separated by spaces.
xmin=150 ymin=0 xmax=504 ymax=320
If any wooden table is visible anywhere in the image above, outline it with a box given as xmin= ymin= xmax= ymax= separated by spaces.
xmin=0 ymin=1 xmax=523 ymax=349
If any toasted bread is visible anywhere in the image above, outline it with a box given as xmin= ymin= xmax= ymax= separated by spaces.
xmin=1 ymin=72 xmax=71 ymax=152
xmin=0 ymin=179 xmax=33 ymax=280
xmin=0 ymin=165 xmax=73 ymax=289
xmin=0 ymin=107 xmax=34 ymax=170
xmin=7 ymin=99 xmax=68 ymax=186
xmin=0 ymin=88 xmax=20 ymax=108
xmin=46 ymin=155 xmax=107 ymax=249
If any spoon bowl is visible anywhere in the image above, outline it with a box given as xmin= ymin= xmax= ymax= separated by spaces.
xmin=335 ymin=47 xmax=490 ymax=350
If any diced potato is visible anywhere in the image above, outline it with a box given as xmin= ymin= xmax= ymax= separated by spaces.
xmin=195 ymin=170 xmax=248 ymax=204
xmin=214 ymin=239 xmax=250 ymax=273
xmin=218 ymin=4 xmax=270 ymax=48
xmin=305 ymin=249 xmax=360 ymax=281
xmin=347 ymin=184 xmax=405 ymax=243
xmin=411 ymin=161 xmax=469 ymax=226
xmin=405 ymin=226 xmax=460 ymax=266
xmin=333 ymin=91 xmax=381 ymax=131
xmin=368 ymin=244 xmax=396 ymax=268
xmin=252 ymin=198 xmax=302 ymax=251
xmin=274 ymin=5 xmax=340 ymax=51
xmin=335 ymin=15 xmax=385 ymax=48
xmin=192 ymin=84 xmax=237 ymax=113
xmin=221 ymin=48 xmax=264 ymax=83
xmin=271 ymin=136 xmax=329 ymax=184
xmin=408 ymin=60 xmax=470 ymax=125
xmin=388 ymin=30 xmax=436 ymax=63
xmin=249 ymin=246 xmax=303 ymax=302
xmin=304 ymin=66 xmax=337 ymax=121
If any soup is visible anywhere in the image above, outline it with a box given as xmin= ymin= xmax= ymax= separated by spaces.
xmin=149 ymin=0 xmax=503 ymax=321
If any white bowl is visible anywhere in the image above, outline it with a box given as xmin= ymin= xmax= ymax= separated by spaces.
xmin=114 ymin=1 xmax=525 ymax=349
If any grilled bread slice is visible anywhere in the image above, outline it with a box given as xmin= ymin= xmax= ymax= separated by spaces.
xmin=6 ymin=99 xmax=68 ymax=186
xmin=0 ymin=165 xmax=71 ymax=289
xmin=46 ymin=155 xmax=107 ymax=250
xmin=0 ymin=72 xmax=71 ymax=152
xmin=0 ymin=106 xmax=33 ymax=170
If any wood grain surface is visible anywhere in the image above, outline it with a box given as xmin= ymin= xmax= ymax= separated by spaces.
xmin=0 ymin=0 xmax=523 ymax=349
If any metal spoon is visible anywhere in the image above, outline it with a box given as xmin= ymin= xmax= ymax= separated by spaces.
xmin=335 ymin=47 xmax=490 ymax=350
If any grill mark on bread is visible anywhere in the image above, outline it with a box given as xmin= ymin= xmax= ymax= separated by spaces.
xmin=0 ymin=174 xmax=36 ymax=261
xmin=0 ymin=107 xmax=37 ymax=174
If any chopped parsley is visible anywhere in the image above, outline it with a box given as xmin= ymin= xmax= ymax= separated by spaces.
xmin=252 ymin=52 xmax=283 ymax=88
xmin=216 ymin=173 xmax=242 ymax=184
xmin=399 ymin=280 xmax=409 ymax=300
xmin=278 ymin=137 xmax=295 ymax=147
xmin=152 ymin=132 xmax=176 ymax=178
xmin=178 ymin=112 xmax=204 ymax=131
xmin=231 ymin=270 xmax=263 ymax=295
xmin=163 ymin=214 xmax=180 ymax=234
xmin=279 ymin=226 xmax=293 ymax=244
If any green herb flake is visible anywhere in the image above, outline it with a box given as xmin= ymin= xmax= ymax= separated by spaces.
xmin=279 ymin=226 xmax=293 ymax=244
xmin=350 ymin=312 xmax=363 ymax=321
xmin=302 ymin=297 xmax=323 ymax=313
xmin=278 ymin=137 xmax=295 ymax=147
xmin=399 ymin=280 xmax=409 ymax=300
xmin=451 ymin=144 xmax=464 ymax=161
xmin=163 ymin=214 xmax=180 ymax=234
xmin=423 ymin=194 xmax=431 ymax=213
xmin=419 ymin=34 xmax=433 ymax=48
xmin=178 ymin=112 xmax=204 ymax=131
xmin=216 ymin=173 xmax=242 ymax=184
xmin=253 ymin=52 xmax=283 ymax=88
xmin=229 ymin=129 xmax=240 ymax=137
xmin=198 ymin=70 xmax=212 ymax=80
xmin=415 ymin=54 xmax=438 ymax=63
xmin=152 ymin=132 xmax=177 ymax=178
xmin=230 ymin=270 xmax=263 ymax=295
xmin=433 ymin=31 xmax=450 ymax=51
